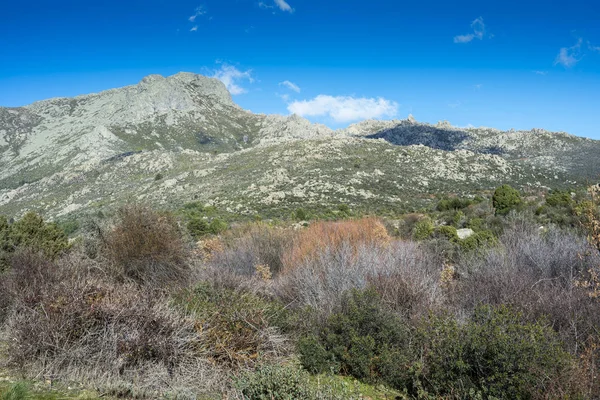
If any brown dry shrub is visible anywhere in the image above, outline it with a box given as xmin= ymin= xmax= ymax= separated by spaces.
xmin=282 ymin=218 xmax=390 ymax=271
xmin=1 ymin=250 xmax=229 ymax=397
xmin=102 ymin=204 xmax=189 ymax=286
xmin=210 ymin=223 xmax=296 ymax=276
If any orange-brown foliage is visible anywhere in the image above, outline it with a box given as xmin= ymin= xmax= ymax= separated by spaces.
xmin=282 ymin=217 xmax=390 ymax=271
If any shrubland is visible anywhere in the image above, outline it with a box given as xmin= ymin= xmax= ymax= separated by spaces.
xmin=1 ymin=184 xmax=600 ymax=399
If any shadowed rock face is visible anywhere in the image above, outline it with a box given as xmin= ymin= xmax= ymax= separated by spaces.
xmin=0 ymin=72 xmax=599 ymax=220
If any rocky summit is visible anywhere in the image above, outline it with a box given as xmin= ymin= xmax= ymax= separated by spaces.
xmin=1 ymin=72 xmax=599 ymax=220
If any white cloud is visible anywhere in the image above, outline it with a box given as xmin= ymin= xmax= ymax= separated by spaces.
xmin=190 ymin=26 xmax=198 ymax=32
xmin=534 ymin=70 xmax=548 ymax=75
xmin=279 ymin=80 xmax=301 ymax=93
xmin=454 ymin=17 xmax=486 ymax=44
xmin=589 ymin=42 xmax=600 ymax=52
xmin=189 ymin=5 xmax=206 ymax=22
xmin=288 ymin=95 xmax=399 ymax=123
xmin=274 ymin=0 xmax=294 ymax=12
xmin=212 ymin=64 xmax=254 ymax=95
xmin=555 ymin=38 xmax=583 ymax=68
xmin=258 ymin=1 xmax=274 ymax=9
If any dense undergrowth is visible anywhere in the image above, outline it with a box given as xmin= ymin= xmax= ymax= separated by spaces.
xmin=1 ymin=185 xmax=600 ymax=399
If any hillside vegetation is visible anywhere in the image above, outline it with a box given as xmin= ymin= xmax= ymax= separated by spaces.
xmin=1 ymin=185 xmax=600 ymax=399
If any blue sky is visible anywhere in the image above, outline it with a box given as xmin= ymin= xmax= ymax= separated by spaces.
xmin=1 ymin=0 xmax=600 ymax=138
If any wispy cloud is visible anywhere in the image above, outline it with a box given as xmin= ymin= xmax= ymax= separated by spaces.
xmin=212 ymin=64 xmax=254 ymax=95
xmin=259 ymin=0 xmax=294 ymax=12
xmin=589 ymin=41 xmax=600 ymax=52
xmin=189 ymin=5 xmax=206 ymax=22
xmin=258 ymin=2 xmax=274 ymax=9
xmin=555 ymin=38 xmax=583 ymax=68
xmin=277 ymin=93 xmax=290 ymax=102
xmin=454 ymin=17 xmax=486 ymax=44
xmin=534 ymin=70 xmax=548 ymax=75
xmin=279 ymin=80 xmax=301 ymax=93
xmin=288 ymin=95 xmax=399 ymax=123
xmin=474 ymin=84 xmax=482 ymax=90
xmin=274 ymin=0 xmax=294 ymax=12
xmin=190 ymin=26 xmax=198 ymax=32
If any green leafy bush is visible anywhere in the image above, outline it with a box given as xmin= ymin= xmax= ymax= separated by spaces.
xmin=545 ymin=189 xmax=573 ymax=207
xmin=298 ymin=288 xmax=411 ymax=388
xmin=492 ymin=184 xmax=522 ymax=216
xmin=414 ymin=305 xmax=572 ymax=399
xmin=459 ymin=230 xmax=497 ymax=252
xmin=187 ymin=217 xmax=209 ymax=238
xmin=437 ymin=197 xmax=475 ymax=211
xmin=435 ymin=225 xmax=459 ymax=242
xmin=467 ymin=217 xmax=485 ymax=232
xmin=412 ymin=217 xmax=434 ymax=240
xmin=0 ymin=212 xmax=70 ymax=270
xmin=235 ymin=364 xmax=315 ymax=400
xmin=209 ymin=218 xmax=228 ymax=235
xmin=187 ymin=215 xmax=227 ymax=239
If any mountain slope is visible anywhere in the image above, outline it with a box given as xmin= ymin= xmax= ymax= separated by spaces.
xmin=0 ymin=72 xmax=598 ymax=220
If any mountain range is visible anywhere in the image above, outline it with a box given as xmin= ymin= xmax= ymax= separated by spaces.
xmin=1 ymin=72 xmax=598 ymax=220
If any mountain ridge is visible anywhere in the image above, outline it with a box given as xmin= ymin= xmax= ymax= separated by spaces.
xmin=1 ymin=72 xmax=598 ymax=220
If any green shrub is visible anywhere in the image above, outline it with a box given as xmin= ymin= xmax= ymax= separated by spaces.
xmin=187 ymin=217 xmax=209 ymax=239
xmin=467 ymin=217 xmax=485 ymax=231
xmin=294 ymin=208 xmax=308 ymax=221
xmin=188 ymin=217 xmax=227 ymax=238
xmin=452 ymin=210 xmax=466 ymax=227
xmin=337 ymin=204 xmax=351 ymax=217
xmin=435 ymin=225 xmax=459 ymax=242
xmin=298 ymin=288 xmax=411 ymax=388
xmin=154 ymin=172 xmax=163 ymax=181
xmin=235 ymin=364 xmax=314 ymax=400
xmin=414 ymin=305 xmax=572 ymax=399
xmin=459 ymin=230 xmax=497 ymax=252
xmin=412 ymin=217 xmax=434 ymax=240
xmin=545 ymin=190 xmax=573 ymax=207
xmin=209 ymin=218 xmax=228 ymax=235
xmin=492 ymin=184 xmax=522 ymax=216
xmin=0 ymin=212 xmax=70 ymax=270
xmin=437 ymin=197 xmax=474 ymax=211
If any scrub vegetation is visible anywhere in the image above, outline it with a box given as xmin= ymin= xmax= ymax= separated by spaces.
xmin=1 ymin=185 xmax=600 ymax=399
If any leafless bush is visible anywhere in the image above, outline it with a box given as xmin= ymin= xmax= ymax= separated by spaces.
xmin=454 ymin=222 xmax=600 ymax=354
xmin=276 ymin=240 xmax=442 ymax=317
xmin=102 ymin=204 xmax=190 ymax=286
xmin=0 ymin=243 xmax=293 ymax=397
xmin=210 ymin=223 xmax=295 ymax=277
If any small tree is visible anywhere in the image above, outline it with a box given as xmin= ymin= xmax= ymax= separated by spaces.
xmin=492 ymin=184 xmax=522 ymax=216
